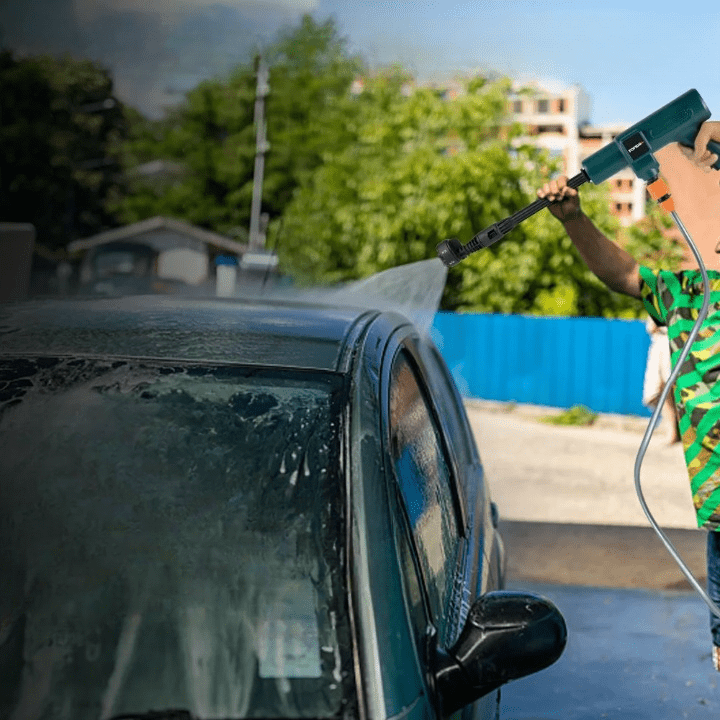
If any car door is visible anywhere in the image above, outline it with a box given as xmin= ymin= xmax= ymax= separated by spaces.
xmin=385 ymin=341 xmax=499 ymax=719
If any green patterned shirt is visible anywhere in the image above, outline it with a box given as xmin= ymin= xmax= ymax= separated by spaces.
xmin=640 ymin=265 xmax=720 ymax=530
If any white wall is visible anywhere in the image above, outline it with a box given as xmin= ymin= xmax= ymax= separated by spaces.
xmin=158 ymin=248 xmax=209 ymax=285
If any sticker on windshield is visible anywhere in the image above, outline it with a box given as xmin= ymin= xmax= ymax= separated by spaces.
xmin=257 ymin=579 xmax=322 ymax=678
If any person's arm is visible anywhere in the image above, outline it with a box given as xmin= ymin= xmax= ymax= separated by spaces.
xmin=537 ymin=176 xmax=642 ymax=299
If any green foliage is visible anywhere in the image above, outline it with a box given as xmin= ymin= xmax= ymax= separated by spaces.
xmin=112 ymin=71 xmax=258 ymax=235
xmin=113 ymin=14 xmax=362 ymax=239
xmin=457 ymin=178 xmax=648 ymax=317
xmin=621 ymin=200 xmax=685 ymax=273
xmin=105 ymin=12 xmax=681 ymax=319
xmin=273 ymin=73 xmax=518 ymax=289
xmin=272 ymin=72 xmax=645 ymax=317
xmin=0 ymin=51 xmax=127 ymax=251
xmin=539 ymin=405 xmax=598 ymax=426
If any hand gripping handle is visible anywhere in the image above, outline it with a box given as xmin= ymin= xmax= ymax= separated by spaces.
xmin=679 ymin=139 xmax=720 ymax=170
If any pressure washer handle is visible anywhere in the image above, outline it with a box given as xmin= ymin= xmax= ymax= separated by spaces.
xmin=678 ymin=139 xmax=720 ymax=170
xmin=437 ymin=170 xmax=590 ymax=267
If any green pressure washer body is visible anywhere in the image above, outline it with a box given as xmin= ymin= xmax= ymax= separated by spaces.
xmin=437 ymin=88 xmax=720 ymax=267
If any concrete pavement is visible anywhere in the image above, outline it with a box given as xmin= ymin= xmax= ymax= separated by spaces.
xmin=464 ymin=399 xmax=695 ymax=529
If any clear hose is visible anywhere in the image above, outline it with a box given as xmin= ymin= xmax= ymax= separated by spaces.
xmin=634 ymin=210 xmax=720 ymax=619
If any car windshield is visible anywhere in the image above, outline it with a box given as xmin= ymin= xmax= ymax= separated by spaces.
xmin=0 ymin=357 xmax=353 ymax=720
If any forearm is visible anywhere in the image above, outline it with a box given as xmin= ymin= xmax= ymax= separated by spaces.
xmin=560 ymin=212 xmax=641 ymax=299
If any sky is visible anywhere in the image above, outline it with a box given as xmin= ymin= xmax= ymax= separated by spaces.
xmin=1 ymin=0 xmax=719 ymax=127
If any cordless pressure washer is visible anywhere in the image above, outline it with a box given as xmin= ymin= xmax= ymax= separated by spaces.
xmin=436 ymin=89 xmax=720 ymax=620
xmin=437 ymin=88 xmax=720 ymax=266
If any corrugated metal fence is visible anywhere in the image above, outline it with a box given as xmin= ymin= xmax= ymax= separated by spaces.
xmin=431 ymin=312 xmax=653 ymax=416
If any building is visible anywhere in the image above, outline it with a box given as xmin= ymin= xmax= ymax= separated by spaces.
xmin=507 ymin=81 xmax=646 ymax=227
xmin=353 ymin=73 xmax=649 ymax=229
xmin=67 ymin=216 xmax=249 ymax=296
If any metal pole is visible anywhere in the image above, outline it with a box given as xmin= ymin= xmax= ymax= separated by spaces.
xmin=249 ymin=54 xmax=270 ymax=251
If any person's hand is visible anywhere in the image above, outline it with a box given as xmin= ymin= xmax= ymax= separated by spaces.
xmin=537 ymin=176 xmax=582 ymax=223
xmin=679 ymin=120 xmax=720 ymax=172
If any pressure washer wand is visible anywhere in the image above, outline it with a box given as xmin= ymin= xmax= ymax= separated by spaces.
xmin=437 ymin=89 xmax=720 ymax=268
xmin=436 ymin=170 xmax=590 ymax=267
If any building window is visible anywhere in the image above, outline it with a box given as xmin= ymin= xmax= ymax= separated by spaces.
xmin=537 ymin=125 xmax=565 ymax=135
xmin=513 ymin=100 xmax=523 ymax=114
xmin=557 ymin=99 xmax=566 ymax=113
xmin=537 ymin=99 xmax=549 ymax=114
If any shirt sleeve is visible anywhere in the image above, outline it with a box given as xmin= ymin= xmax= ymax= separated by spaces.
xmin=638 ymin=265 xmax=667 ymax=326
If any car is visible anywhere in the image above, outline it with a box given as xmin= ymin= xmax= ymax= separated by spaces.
xmin=0 ymin=294 xmax=566 ymax=720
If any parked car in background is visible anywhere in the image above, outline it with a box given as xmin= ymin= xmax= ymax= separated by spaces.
xmin=0 ymin=295 xmax=566 ymax=720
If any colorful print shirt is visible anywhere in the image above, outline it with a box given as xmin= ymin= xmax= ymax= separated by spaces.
xmin=640 ymin=265 xmax=720 ymax=530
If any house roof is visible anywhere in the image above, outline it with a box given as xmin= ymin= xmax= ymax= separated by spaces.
xmin=67 ymin=216 xmax=248 ymax=256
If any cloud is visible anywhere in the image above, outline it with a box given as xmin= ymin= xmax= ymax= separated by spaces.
xmin=71 ymin=0 xmax=319 ymax=25
xmin=1 ymin=0 xmax=317 ymax=117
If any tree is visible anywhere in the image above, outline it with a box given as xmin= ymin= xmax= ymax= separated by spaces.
xmin=455 ymin=176 xmax=639 ymax=317
xmin=620 ymin=200 xmax=685 ymax=273
xmin=271 ymin=71 xmax=627 ymax=315
xmin=0 ymin=51 xmax=127 ymax=252
xmin=273 ymin=71 xmax=511 ymax=285
xmin=113 ymin=71 xmax=258 ymax=234
xmin=272 ymin=68 xmax=681 ymax=318
xmin=113 ymin=14 xmax=363 ymax=239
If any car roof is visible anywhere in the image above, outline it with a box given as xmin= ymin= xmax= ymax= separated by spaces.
xmin=0 ymin=295 xmax=397 ymax=373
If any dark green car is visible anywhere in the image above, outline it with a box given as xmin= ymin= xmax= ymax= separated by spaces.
xmin=0 ymin=296 xmax=565 ymax=720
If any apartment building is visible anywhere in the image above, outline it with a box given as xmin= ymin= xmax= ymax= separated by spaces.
xmin=508 ymin=82 xmax=646 ymax=226
xmin=351 ymin=74 xmax=648 ymax=226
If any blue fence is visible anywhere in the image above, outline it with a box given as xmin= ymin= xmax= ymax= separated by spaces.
xmin=431 ymin=312 xmax=653 ymax=417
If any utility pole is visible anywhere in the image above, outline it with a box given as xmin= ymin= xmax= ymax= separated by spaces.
xmin=249 ymin=54 xmax=270 ymax=251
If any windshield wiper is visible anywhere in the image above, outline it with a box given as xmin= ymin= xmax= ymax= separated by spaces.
xmin=109 ymin=711 xmax=194 ymax=720
xmin=109 ymin=713 xmax=300 ymax=720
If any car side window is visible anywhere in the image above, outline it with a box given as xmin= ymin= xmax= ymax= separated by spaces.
xmin=419 ymin=342 xmax=478 ymax=470
xmin=388 ymin=349 xmax=461 ymax=639
xmin=392 ymin=486 xmax=432 ymax=653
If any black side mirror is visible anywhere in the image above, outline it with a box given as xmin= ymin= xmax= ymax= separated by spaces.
xmin=434 ymin=591 xmax=567 ymax=716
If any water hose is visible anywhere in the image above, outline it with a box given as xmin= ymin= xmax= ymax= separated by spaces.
xmin=634 ymin=200 xmax=720 ymax=619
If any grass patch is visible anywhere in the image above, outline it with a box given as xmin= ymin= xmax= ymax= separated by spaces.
xmin=539 ymin=404 xmax=598 ymax=427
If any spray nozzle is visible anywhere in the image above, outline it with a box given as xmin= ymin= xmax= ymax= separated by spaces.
xmin=436 ymin=238 xmax=465 ymax=267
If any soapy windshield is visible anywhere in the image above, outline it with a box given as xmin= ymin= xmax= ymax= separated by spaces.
xmin=0 ymin=357 xmax=352 ymax=719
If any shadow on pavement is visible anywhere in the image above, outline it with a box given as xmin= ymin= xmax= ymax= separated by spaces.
xmin=500 ymin=522 xmax=718 ymax=718
xmin=501 ymin=582 xmax=719 ymax=719
xmin=501 ymin=520 xmax=707 ymax=590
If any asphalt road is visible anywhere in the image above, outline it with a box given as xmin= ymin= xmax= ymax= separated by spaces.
xmin=463 ymin=399 xmax=708 ymax=589
xmin=500 ymin=581 xmax=719 ymax=720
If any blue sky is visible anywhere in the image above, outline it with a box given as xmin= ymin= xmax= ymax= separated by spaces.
xmin=2 ymin=0 xmax=719 ymax=128
xmin=318 ymin=0 xmax=720 ymax=126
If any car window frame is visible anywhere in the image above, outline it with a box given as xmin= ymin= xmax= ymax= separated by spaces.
xmin=383 ymin=338 xmax=469 ymax=645
xmin=389 ymin=341 xmax=467 ymax=533
xmin=417 ymin=340 xmax=481 ymax=472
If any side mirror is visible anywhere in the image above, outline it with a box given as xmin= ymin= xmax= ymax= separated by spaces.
xmin=434 ymin=591 xmax=567 ymax=716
